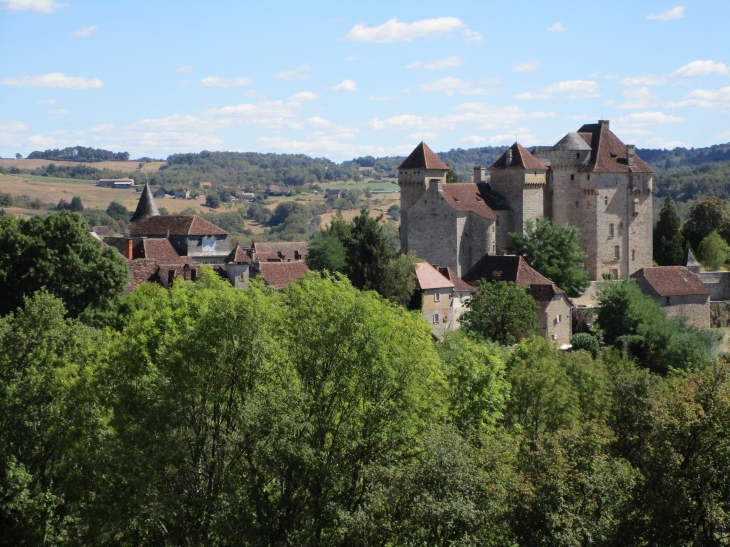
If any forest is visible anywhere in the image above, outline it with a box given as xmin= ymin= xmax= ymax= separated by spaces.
xmin=27 ymin=146 xmax=131 ymax=162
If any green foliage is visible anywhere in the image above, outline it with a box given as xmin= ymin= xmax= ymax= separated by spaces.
xmin=0 ymin=212 xmax=129 ymax=318
xmin=204 ymin=192 xmax=220 ymax=208
xmin=570 ymin=332 xmax=600 ymax=359
xmin=81 ymin=208 xmax=117 ymax=230
xmin=387 ymin=203 xmax=400 ymax=221
xmin=460 ymin=280 xmax=537 ymax=345
xmin=508 ymin=217 xmax=590 ymax=297
xmin=105 ymin=200 xmax=129 ymax=221
xmin=267 ymin=201 xmax=312 ymax=239
xmin=653 ymin=194 xmax=685 ymax=266
xmin=682 ymin=196 xmax=730 ymax=251
xmin=56 ymin=195 xmax=84 ymax=212
xmin=697 ymin=230 xmax=729 ymax=271
xmin=27 ymin=145 xmax=129 ymax=162
xmin=199 ymin=209 xmax=250 ymax=235
xmin=446 ymin=169 xmax=458 ymax=183
xmin=0 ymin=192 xmax=12 ymax=207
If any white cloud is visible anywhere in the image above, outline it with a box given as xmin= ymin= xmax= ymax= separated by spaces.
xmin=716 ymin=131 xmax=730 ymax=142
xmin=344 ymin=17 xmax=466 ymax=43
xmin=615 ymin=128 xmax=653 ymax=136
xmin=647 ymin=6 xmax=685 ymax=20
xmin=345 ymin=55 xmax=359 ymax=61
xmin=420 ymin=77 xmax=487 ymax=96
xmin=0 ymin=0 xmax=62 ymax=14
xmin=278 ymin=65 xmax=312 ymax=80
xmin=459 ymin=135 xmax=486 ymax=145
xmin=27 ymin=134 xmax=59 ymax=147
xmin=513 ymin=61 xmax=539 ymax=73
xmin=369 ymin=95 xmax=399 ymax=101
xmin=672 ymin=60 xmax=730 ymax=77
xmin=644 ymin=137 xmax=687 ymax=148
xmin=407 ymin=56 xmax=463 ymax=70
xmin=200 ymin=76 xmax=252 ymax=87
xmin=617 ymin=112 xmax=686 ymax=125
xmin=619 ymin=87 xmax=662 ymax=109
xmin=71 ymin=25 xmax=97 ymax=38
xmin=367 ymin=102 xmax=555 ymax=132
xmin=544 ymin=80 xmax=599 ymax=98
xmin=49 ymin=109 xmax=68 ymax=114
xmin=489 ymin=128 xmax=538 ymax=146
xmin=1 ymin=72 xmax=103 ymax=89
xmin=330 ymin=79 xmax=357 ymax=92
xmin=669 ymin=86 xmax=730 ymax=108
xmin=0 ymin=121 xmax=29 ymax=132
xmin=90 ymin=124 xmax=113 ymax=133
xmin=462 ymin=29 xmax=483 ymax=42
xmin=547 ymin=22 xmax=565 ymax=32
xmin=619 ymin=74 xmax=666 ymax=86
xmin=515 ymin=91 xmax=550 ymax=100
xmin=176 ymin=66 xmax=193 ymax=73
xmin=408 ymin=132 xmax=437 ymax=141
xmin=38 ymin=98 xmax=56 ymax=104
xmin=288 ymin=91 xmax=318 ymax=105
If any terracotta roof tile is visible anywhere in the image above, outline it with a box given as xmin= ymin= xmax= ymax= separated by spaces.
xmin=490 ymin=143 xmax=548 ymax=170
xmin=415 ymin=263 xmax=454 ymax=290
xmin=225 ymin=244 xmax=251 ymax=263
xmin=397 ymin=142 xmax=449 ymax=170
xmin=438 ymin=266 xmax=474 ymax=292
xmin=253 ymin=241 xmax=308 ymax=261
xmin=129 ymin=215 xmax=228 ymax=236
xmin=125 ymin=259 xmax=162 ymax=294
xmin=132 ymin=238 xmax=184 ymax=264
xmin=440 ymin=183 xmax=498 ymax=220
xmin=256 ymin=261 xmax=309 ymax=289
xmin=577 ymin=122 xmax=653 ymax=174
xmin=630 ymin=266 xmax=710 ymax=297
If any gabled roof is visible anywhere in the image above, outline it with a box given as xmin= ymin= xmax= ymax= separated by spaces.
xmin=129 ymin=215 xmax=228 ymax=237
xmin=631 ymin=266 xmax=710 ymax=297
xmin=415 ymin=263 xmax=454 ymax=290
xmin=225 ymin=244 xmax=250 ymax=264
xmin=129 ymin=183 xmax=160 ymax=224
xmin=132 ymin=238 xmax=183 ymax=264
xmin=254 ymin=241 xmax=308 ymax=261
xmin=438 ymin=266 xmax=475 ymax=292
xmin=397 ymin=142 xmax=449 ymax=170
xmin=577 ymin=122 xmax=653 ymax=173
xmin=553 ymin=132 xmax=592 ymax=151
xmin=256 ymin=261 xmax=309 ymax=289
xmin=440 ymin=183 xmax=497 ymax=220
xmin=490 ymin=143 xmax=548 ymax=170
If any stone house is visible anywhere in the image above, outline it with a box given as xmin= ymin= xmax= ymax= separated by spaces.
xmin=222 ymin=244 xmax=251 ymax=289
xmin=462 ymin=255 xmax=573 ymax=346
xmin=414 ymin=262 xmax=474 ymax=338
xmin=253 ymin=261 xmax=309 ymax=289
xmin=175 ymin=188 xmax=190 ymax=199
xmin=153 ymin=187 xmax=167 ymax=198
xmin=631 ymin=266 xmax=711 ymax=328
xmin=267 ymin=185 xmax=283 ymax=196
xmin=253 ymin=241 xmax=308 ymax=262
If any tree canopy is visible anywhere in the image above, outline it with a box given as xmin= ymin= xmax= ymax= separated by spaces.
xmin=653 ymin=195 xmax=685 ymax=266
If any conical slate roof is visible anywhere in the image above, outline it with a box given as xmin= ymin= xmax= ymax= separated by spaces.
xmin=129 ymin=183 xmax=160 ymax=224
xmin=684 ymin=247 xmax=701 ymax=273
xmin=553 ymin=132 xmax=592 ymax=151
xmin=397 ymin=142 xmax=449 ymax=170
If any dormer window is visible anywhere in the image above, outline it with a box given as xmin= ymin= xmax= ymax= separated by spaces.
xmin=202 ymin=237 xmax=217 ymax=252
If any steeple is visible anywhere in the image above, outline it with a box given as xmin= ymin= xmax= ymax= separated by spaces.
xmin=684 ymin=247 xmax=701 ymax=274
xmin=397 ymin=141 xmax=449 ymax=170
xmin=129 ymin=183 xmax=160 ymax=224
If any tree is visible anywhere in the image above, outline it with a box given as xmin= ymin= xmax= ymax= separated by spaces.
xmin=205 ymin=193 xmax=220 ymax=208
xmin=387 ymin=203 xmax=400 ymax=221
xmin=15 ymin=153 xmax=22 ymax=159
xmin=508 ymin=217 xmax=590 ymax=297
xmin=306 ymin=233 xmax=348 ymax=272
xmin=682 ymin=196 xmax=730 ymax=251
xmin=570 ymin=332 xmax=600 ymax=359
xmin=0 ymin=212 xmax=129 ymax=318
xmin=460 ymin=280 xmax=537 ymax=345
xmin=0 ymin=192 xmax=12 ymax=207
xmin=696 ymin=230 xmax=729 ymax=271
xmin=106 ymin=200 xmax=130 ymax=221
xmin=653 ymin=195 xmax=685 ymax=266
xmin=68 ymin=196 xmax=83 ymax=212
xmin=446 ymin=169 xmax=458 ymax=183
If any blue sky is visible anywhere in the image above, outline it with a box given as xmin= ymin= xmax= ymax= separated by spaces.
xmin=1 ymin=0 xmax=729 ymax=161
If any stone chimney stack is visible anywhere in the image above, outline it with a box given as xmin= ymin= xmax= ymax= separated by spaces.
xmin=125 ymin=238 xmax=133 ymax=260
xmin=504 ymin=148 xmax=512 ymax=168
xmin=598 ymin=119 xmax=610 ymax=128
xmin=627 ymin=144 xmax=636 ymax=166
xmin=428 ymin=178 xmax=443 ymax=192
xmin=473 ymin=165 xmax=486 ymax=183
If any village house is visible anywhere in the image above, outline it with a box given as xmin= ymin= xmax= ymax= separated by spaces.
xmin=253 ymin=241 xmax=308 ymax=262
xmin=153 ymin=187 xmax=167 ymax=198
xmin=175 ymin=188 xmax=190 ymax=199
xmin=97 ymin=178 xmax=135 ymax=188
xmin=267 ymin=184 xmax=283 ymax=196
xmin=200 ymin=181 xmax=212 ymax=189
xmin=414 ymin=262 xmax=474 ymax=338
xmin=462 ymin=255 xmax=573 ymax=346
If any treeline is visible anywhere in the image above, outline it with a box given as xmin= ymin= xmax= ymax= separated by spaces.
xmin=653 ymin=161 xmax=730 ymax=203
xmin=638 ymin=142 xmax=730 ymax=171
xmin=27 ymin=146 xmax=130 ymax=162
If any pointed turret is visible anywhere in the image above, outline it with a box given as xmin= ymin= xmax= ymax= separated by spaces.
xmin=684 ymin=247 xmax=701 ymax=274
xmin=129 ymin=183 xmax=160 ymax=224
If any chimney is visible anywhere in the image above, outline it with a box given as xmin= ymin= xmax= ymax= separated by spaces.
xmin=598 ymin=119 xmax=610 ymax=128
xmin=473 ymin=165 xmax=486 ymax=183
xmin=504 ymin=148 xmax=512 ymax=167
xmin=428 ymin=178 xmax=442 ymax=192
xmin=125 ymin=238 xmax=133 ymax=260
xmin=627 ymin=144 xmax=636 ymax=166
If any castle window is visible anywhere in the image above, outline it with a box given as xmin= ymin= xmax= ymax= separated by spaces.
xmin=433 ymin=314 xmax=439 ymax=324
xmin=615 ymin=245 xmax=620 ymax=259
xmin=632 ymin=250 xmax=636 ymax=261
xmin=588 ymin=174 xmax=591 ymax=180
xmin=576 ymin=201 xmax=579 ymax=208
xmin=434 ymin=292 xmax=440 ymax=303
xmin=571 ymin=174 xmax=575 ymax=180
xmin=576 ymin=152 xmax=580 ymax=158
xmin=604 ymin=196 xmax=608 ymax=206
xmin=609 ymin=223 xmax=615 ymax=237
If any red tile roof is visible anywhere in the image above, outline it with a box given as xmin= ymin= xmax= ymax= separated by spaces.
xmin=254 ymin=241 xmax=308 ymax=261
xmin=132 ymin=238 xmax=184 ymax=264
xmin=440 ymin=184 xmax=497 ymax=220
xmin=225 ymin=244 xmax=250 ymax=263
xmin=415 ymin=263 xmax=454 ymax=290
xmin=125 ymin=259 xmax=162 ymax=294
xmin=490 ymin=143 xmax=548 ymax=170
xmin=438 ymin=266 xmax=474 ymax=292
xmin=577 ymin=122 xmax=653 ymax=174
xmin=630 ymin=266 xmax=710 ymax=297
xmin=256 ymin=261 xmax=309 ymax=289
xmin=398 ymin=142 xmax=449 ymax=170
xmin=129 ymin=215 xmax=228 ymax=236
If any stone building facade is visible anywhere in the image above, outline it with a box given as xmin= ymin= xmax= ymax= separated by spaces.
xmin=414 ymin=262 xmax=474 ymax=338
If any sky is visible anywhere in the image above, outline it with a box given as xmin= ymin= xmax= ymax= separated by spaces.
xmin=1 ymin=0 xmax=729 ymax=161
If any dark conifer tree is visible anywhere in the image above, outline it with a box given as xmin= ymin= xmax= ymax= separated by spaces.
xmin=654 ymin=195 xmax=685 ymax=265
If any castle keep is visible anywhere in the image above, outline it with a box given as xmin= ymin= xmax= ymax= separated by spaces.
xmin=398 ymin=120 xmax=654 ymax=281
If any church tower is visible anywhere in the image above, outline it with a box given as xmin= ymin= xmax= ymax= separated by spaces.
xmin=129 ymin=183 xmax=160 ymax=224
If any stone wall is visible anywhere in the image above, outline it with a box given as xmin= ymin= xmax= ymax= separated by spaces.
xmin=489 ymin=169 xmax=545 ymax=235
xmin=536 ymin=296 xmax=572 ymax=345
xmin=398 ymin=168 xmax=447 ymax=251
xmin=662 ymin=294 xmax=711 ymax=328
xmin=697 ymin=271 xmax=730 ymax=301
xmin=421 ymin=287 xmax=456 ymax=338
xmin=711 ymin=301 xmax=730 ymax=328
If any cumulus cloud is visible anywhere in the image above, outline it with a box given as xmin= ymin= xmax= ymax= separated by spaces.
xmin=1 ymin=72 xmax=103 ymax=89
xmin=515 ymin=92 xmax=550 ymax=100
xmin=617 ymin=112 xmax=686 ymax=125
xmin=176 ymin=66 xmax=193 ymax=73
xmin=716 ymin=131 xmax=730 ymax=142
xmin=669 ymin=86 xmax=730 ymax=108
xmin=513 ymin=61 xmax=539 ymax=73
xmin=0 ymin=121 xmax=29 ymax=132
xmin=647 ymin=6 xmax=685 ymax=20
xmin=38 ymin=98 xmax=56 ymax=104
xmin=49 ymin=109 xmax=69 ymax=115
xmin=420 ymin=77 xmax=488 ymax=96
xmin=489 ymin=128 xmax=538 ymax=146
xmin=672 ymin=60 xmax=730 ymax=77
xmin=201 ymin=76 xmax=252 ymax=87
xmin=547 ymin=22 xmax=565 ymax=32
xmin=0 ymin=0 xmax=62 ymax=14
xmin=462 ymin=29 xmax=483 ymax=42
xmin=544 ymin=80 xmax=599 ymax=98
xmin=644 ymin=137 xmax=687 ymax=148
xmin=71 ymin=25 xmax=97 ymax=38
xmin=90 ymin=124 xmax=113 ymax=133
xmin=407 ymin=56 xmax=463 ymax=70
xmin=619 ymin=87 xmax=662 ymax=109
xmin=459 ymin=135 xmax=486 ymax=145
xmin=330 ymin=79 xmax=357 ymax=91
xmin=344 ymin=17 xmax=466 ymax=43
xmin=619 ymin=74 xmax=666 ymax=86
xmin=408 ymin=132 xmax=437 ymax=141
xmin=366 ymin=102 xmax=555 ymax=132
xmin=278 ymin=65 xmax=312 ymax=80
xmin=288 ymin=91 xmax=318 ymax=105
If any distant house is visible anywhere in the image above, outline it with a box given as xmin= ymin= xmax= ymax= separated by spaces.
xmin=326 ymin=189 xmax=342 ymax=199
xmin=98 ymin=178 xmax=135 ymax=188
xmin=221 ymin=244 xmax=252 ymax=289
xmin=414 ymin=263 xmax=474 ymax=338
xmin=236 ymin=190 xmax=255 ymax=201
xmin=463 ymin=255 xmax=573 ymax=346
xmin=631 ymin=266 xmax=711 ymax=328
xmin=253 ymin=241 xmax=308 ymax=262
xmin=153 ymin=187 xmax=167 ymax=198
xmin=200 ymin=182 xmax=212 ymax=189
xmin=175 ymin=188 xmax=190 ymax=199
xmin=92 ymin=225 xmax=110 ymax=235
xmin=267 ymin=185 xmax=283 ymax=196
xmin=253 ymin=261 xmax=309 ymax=289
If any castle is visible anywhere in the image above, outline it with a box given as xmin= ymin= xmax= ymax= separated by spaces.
xmin=398 ymin=120 xmax=654 ymax=281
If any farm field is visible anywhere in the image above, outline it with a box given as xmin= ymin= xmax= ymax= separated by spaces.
xmin=0 ymin=158 xmax=165 ymax=173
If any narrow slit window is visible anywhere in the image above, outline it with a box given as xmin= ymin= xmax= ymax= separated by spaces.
xmin=604 ymin=196 xmax=608 ymax=206
xmin=571 ymin=174 xmax=575 ymax=180
xmin=615 ymin=245 xmax=620 ymax=259
xmin=434 ymin=292 xmax=440 ymax=303
xmin=433 ymin=314 xmax=439 ymax=324
xmin=609 ymin=223 xmax=615 ymax=237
